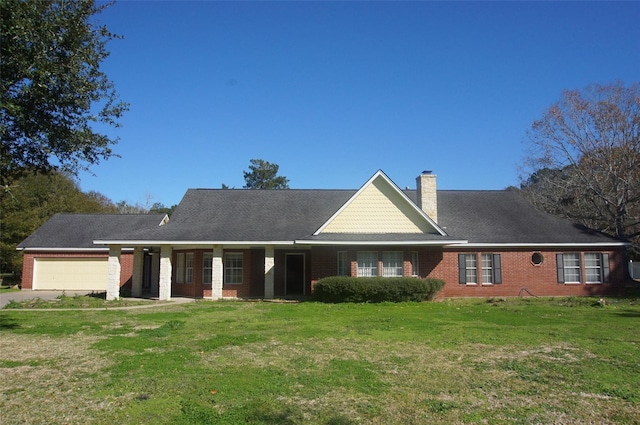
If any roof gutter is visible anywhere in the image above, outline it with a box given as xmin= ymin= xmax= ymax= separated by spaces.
xmin=17 ymin=247 xmax=134 ymax=252
xmin=445 ymin=242 xmax=630 ymax=248
xmin=93 ymin=240 xmax=297 ymax=246
xmin=294 ymin=239 xmax=468 ymax=246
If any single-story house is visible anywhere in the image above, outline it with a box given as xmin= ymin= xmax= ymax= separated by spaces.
xmin=18 ymin=170 xmax=630 ymax=300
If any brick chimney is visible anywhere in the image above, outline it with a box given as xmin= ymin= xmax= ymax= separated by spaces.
xmin=416 ymin=171 xmax=437 ymax=223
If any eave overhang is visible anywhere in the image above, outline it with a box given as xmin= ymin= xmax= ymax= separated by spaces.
xmin=17 ymin=247 xmax=134 ymax=252
xmin=93 ymin=240 xmax=297 ymax=247
xmin=295 ymin=239 xmax=469 ymax=246
xmin=445 ymin=242 xmax=630 ymax=249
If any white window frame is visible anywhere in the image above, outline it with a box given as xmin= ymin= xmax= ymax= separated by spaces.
xmin=224 ymin=252 xmax=243 ymax=285
xmin=176 ymin=252 xmax=185 ymax=284
xmin=203 ymin=252 xmax=213 ymax=284
xmin=464 ymin=254 xmax=477 ymax=284
xmin=382 ymin=251 xmax=403 ymax=277
xmin=185 ymin=253 xmax=194 ymax=284
xmin=337 ymin=251 xmax=349 ymax=276
xmin=563 ymin=253 xmax=581 ymax=284
xmin=357 ymin=251 xmax=378 ymax=277
xmin=481 ymin=253 xmax=494 ymax=284
xmin=584 ymin=253 xmax=602 ymax=284
xmin=411 ymin=251 xmax=419 ymax=277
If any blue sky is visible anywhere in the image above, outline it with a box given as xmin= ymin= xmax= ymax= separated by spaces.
xmin=81 ymin=1 xmax=640 ymax=207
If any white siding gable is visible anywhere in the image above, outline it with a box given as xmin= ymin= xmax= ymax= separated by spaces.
xmin=315 ymin=171 xmax=442 ymax=235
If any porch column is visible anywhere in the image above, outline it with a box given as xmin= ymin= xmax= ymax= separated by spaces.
xmin=131 ymin=247 xmax=144 ymax=297
xmin=159 ymin=245 xmax=172 ymax=301
xmin=211 ymin=245 xmax=223 ymax=300
xmin=106 ymin=245 xmax=121 ymax=301
xmin=264 ymin=245 xmax=274 ymax=299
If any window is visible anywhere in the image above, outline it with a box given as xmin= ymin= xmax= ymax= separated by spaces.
xmin=357 ymin=251 xmax=378 ymax=277
xmin=531 ymin=252 xmax=544 ymax=265
xmin=337 ymin=251 xmax=349 ymax=276
xmin=411 ymin=251 xmax=419 ymax=277
xmin=585 ymin=253 xmax=609 ymax=284
xmin=458 ymin=254 xmax=477 ymax=284
xmin=382 ymin=251 xmax=403 ymax=277
xmin=175 ymin=252 xmax=193 ymax=284
xmin=481 ymin=253 xmax=502 ymax=284
xmin=224 ymin=252 xmax=243 ymax=284
xmin=185 ymin=253 xmax=193 ymax=284
xmin=557 ymin=253 xmax=581 ymax=284
xmin=459 ymin=253 xmax=501 ymax=285
xmin=557 ymin=253 xmax=610 ymax=284
xmin=203 ymin=252 xmax=213 ymax=284
xmin=481 ymin=254 xmax=493 ymax=284
xmin=176 ymin=253 xmax=185 ymax=284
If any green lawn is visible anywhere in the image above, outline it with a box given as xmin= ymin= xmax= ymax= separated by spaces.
xmin=1 ymin=297 xmax=639 ymax=424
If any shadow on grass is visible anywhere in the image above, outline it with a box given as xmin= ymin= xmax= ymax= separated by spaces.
xmin=614 ymin=309 xmax=640 ymax=318
xmin=0 ymin=315 xmax=20 ymax=330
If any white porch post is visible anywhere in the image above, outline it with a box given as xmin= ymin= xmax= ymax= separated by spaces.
xmin=264 ymin=245 xmax=274 ymax=299
xmin=159 ymin=245 xmax=172 ymax=301
xmin=211 ymin=245 xmax=223 ymax=300
xmin=106 ymin=245 xmax=121 ymax=301
xmin=131 ymin=247 xmax=144 ymax=297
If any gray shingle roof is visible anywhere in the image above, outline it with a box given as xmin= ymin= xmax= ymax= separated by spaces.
xmin=21 ymin=188 xmax=627 ymax=248
xmin=112 ymin=189 xmax=357 ymax=242
xmin=17 ymin=214 xmax=167 ymax=249
xmin=435 ymin=190 xmax=623 ymax=244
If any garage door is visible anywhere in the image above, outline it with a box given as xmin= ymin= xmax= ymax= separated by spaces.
xmin=33 ymin=258 xmax=109 ymax=291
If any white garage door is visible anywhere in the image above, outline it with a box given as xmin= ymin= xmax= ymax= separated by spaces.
xmin=33 ymin=258 xmax=109 ymax=291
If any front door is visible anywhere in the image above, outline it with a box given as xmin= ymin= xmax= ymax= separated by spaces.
xmin=285 ymin=253 xmax=305 ymax=296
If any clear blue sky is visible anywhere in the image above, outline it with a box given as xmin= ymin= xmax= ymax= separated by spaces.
xmin=81 ymin=1 xmax=640 ymax=207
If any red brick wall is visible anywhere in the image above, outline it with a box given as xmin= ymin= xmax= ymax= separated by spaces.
xmin=171 ymin=249 xmax=257 ymax=298
xmin=308 ymin=246 xmax=628 ymax=298
xmin=171 ymin=249 xmax=205 ymax=297
xmin=434 ymin=248 xmax=627 ymax=298
xmin=20 ymin=251 xmax=134 ymax=290
xmin=171 ymin=248 xmax=264 ymax=298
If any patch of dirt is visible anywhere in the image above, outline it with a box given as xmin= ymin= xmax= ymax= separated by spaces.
xmin=0 ymin=334 xmax=123 ymax=425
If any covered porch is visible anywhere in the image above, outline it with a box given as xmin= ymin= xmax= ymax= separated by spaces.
xmin=104 ymin=244 xmax=294 ymax=301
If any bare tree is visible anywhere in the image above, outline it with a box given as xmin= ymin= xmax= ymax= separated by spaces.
xmin=520 ymin=81 xmax=640 ymax=256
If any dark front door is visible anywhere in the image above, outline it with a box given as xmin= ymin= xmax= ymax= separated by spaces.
xmin=285 ymin=253 xmax=305 ymax=296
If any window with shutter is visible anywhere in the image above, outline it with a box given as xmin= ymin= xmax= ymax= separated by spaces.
xmin=557 ymin=253 xmax=583 ymax=284
xmin=458 ymin=254 xmax=477 ymax=284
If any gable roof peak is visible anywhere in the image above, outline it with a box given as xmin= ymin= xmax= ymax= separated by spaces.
xmin=313 ymin=170 xmax=447 ymax=236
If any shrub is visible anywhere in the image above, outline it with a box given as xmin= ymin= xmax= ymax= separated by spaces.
xmin=312 ymin=276 xmax=445 ymax=303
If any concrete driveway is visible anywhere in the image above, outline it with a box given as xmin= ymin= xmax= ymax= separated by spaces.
xmin=0 ymin=290 xmax=96 ymax=309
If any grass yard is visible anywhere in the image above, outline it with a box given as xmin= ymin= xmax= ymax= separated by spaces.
xmin=0 ymin=297 xmax=639 ymax=424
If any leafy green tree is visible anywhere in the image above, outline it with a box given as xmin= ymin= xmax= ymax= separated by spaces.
xmin=520 ymin=82 xmax=640 ymax=257
xmin=243 ymin=159 xmax=290 ymax=189
xmin=1 ymin=0 xmax=128 ymax=186
xmin=0 ymin=172 xmax=116 ymax=276
xmin=148 ymin=202 xmax=177 ymax=216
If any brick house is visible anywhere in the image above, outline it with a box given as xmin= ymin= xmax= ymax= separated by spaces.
xmin=18 ymin=170 xmax=630 ymax=300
